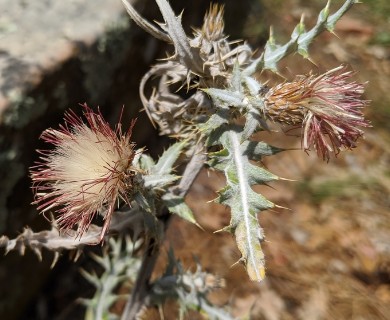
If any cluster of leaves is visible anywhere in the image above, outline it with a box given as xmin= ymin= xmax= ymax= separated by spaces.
xmin=82 ymin=239 xmax=232 ymax=320
xmin=123 ymin=0 xmax=359 ymax=282
xmin=80 ymin=237 xmax=141 ymax=320
xmin=143 ymin=249 xmax=232 ymax=320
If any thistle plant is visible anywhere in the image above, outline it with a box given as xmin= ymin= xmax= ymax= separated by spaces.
xmin=0 ymin=0 xmax=370 ymax=319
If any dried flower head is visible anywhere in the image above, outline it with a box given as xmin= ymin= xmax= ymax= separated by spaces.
xmin=201 ymin=3 xmax=225 ymax=42
xmin=31 ymin=104 xmax=136 ymax=241
xmin=263 ymin=65 xmax=370 ymax=161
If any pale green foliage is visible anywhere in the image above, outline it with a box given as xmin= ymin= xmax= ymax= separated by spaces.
xmin=147 ymin=249 xmax=235 ymax=320
xmin=244 ymin=0 xmax=359 ymax=73
xmin=80 ymin=237 xmax=141 ymax=320
xmin=210 ymin=129 xmax=280 ymax=280
xmin=122 ymin=0 xmax=356 ymax=281
xmin=132 ymin=141 xmax=186 ymax=213
xmin=133 ymin=141 xmax=198 ymax=226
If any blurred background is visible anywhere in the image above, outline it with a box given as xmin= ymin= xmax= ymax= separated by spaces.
xmin=0 ymin=0 xmax=389 ymax=319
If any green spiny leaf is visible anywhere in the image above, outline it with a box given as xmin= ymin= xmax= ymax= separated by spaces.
xmin=162 ymin=193 xmax=200 ymax=227
xmin=245 ymin=162 xmax=279 ymax=185
xmin=327 ymin=0 xmax=358 ymax=31
xmin=81 ymin=238 xmax=141 ymax=320
xmin=143 ymin=174 xmax=180 ymax=189
xmin=242 ymin=105 xmax=265 ymax=140
xmin=204 ymin=88 xmax=245 ymax=107
xmin=90 ymin=252 xmax=110 ymax=270
xmin=231 ymin=62 xmax=242 ymax=92
xmin=210 ymin=129 xmax=275 ymax=281
xmin=153 ymin=140 xmax=187 ymax=176
xmin=243 ymin=75 xmax=262 ymax=96
xmin=235 ymin=220 xmax=266 ymax=281
xmin=80 ymin=269 xmax=101 ymax=288
xmin=217 ymin=185 xmax=273 ymax=214
xmin=135 ymin=142 xmax=186 ymax=217
xmin=138 ymin=153 xmax=155 ymax=171
xmin=198 ymin=105 xmax=230 ymax=136
xmin=291 ymin=16 xmax=306 ymax=41
xmin=207 ymin=148 xmax=229 ymax=171
xmin=205 ymin=123 xmax=233 ymax=147
xmin=243 ymin=0 xmax=358 ymax=74
xmin=242 ymin=141 xmax=284 ymax=160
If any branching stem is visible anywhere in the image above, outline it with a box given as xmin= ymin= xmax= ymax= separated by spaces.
xmin=121 ymin=145 xmax=206 ymax=320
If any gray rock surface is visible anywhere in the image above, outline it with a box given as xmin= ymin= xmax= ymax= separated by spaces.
xmin=0 ymin=0 xmax=126 ymax=120
xmin=0 ymin=1 xmax=145 ymax=318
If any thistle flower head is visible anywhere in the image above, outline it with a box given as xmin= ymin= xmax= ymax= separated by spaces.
xmin=31 ymin=104 xmax=136 ymax=241
xmin=264 ymin=66 xmax=370 ymax=161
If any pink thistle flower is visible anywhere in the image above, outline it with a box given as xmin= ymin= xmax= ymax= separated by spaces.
xmin=263 ymin=65 xmax=370 ymax=161
xmin=31 ymin=103 xmax=136 ymax=241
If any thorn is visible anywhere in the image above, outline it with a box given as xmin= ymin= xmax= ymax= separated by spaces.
xmin=19 ymin=244 xmax=26 ymax=256
xmin=206 ymin=197 xmax=218 ymax=204
xmin=194 ymin=222 xmax=205 ymax=231
xmin=300 ymin=13 xmax=305 ymax=25
xmin=33 ymin=248 xmax=43 ymax=261
xmin=324 ymin=0 xmax=331 ymax=16
xmin=271 ymin=68 xmax=284 ymax=79
xmin=263 ymin=182 xmax=277 ymax=190
xmin=51 ymin=252 xmax=60 ymax=268
xmin=268 ymin=26 xmax=275 ymax=43
xmin=278 ymin=177 xmax=297 ymax=182
xmin=214 ymin=225 xmax=230 ymax=234
xmin=328 ymin=29 xmax=340 ymax=39
xmin=275 ymin=204 xmax=291 ymax=211
xmin=300 ymin=51 xmax=319 ymax=68
xmin=230 ymin=257 xmax=244 ymax=268
xmin=73 ymin=249 xmax=82 ymax=262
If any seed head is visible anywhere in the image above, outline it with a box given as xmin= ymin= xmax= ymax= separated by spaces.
xmin=31 ymin=103 xmax=136 ymax=241
xmin=264 ymin=66 xmax=370 ymax=161
xmin=201 ymin=3 xmax=225 ymax=42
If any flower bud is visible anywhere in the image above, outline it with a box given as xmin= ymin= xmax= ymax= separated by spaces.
xmin=264 ymin=66 xmax=370 ymax=161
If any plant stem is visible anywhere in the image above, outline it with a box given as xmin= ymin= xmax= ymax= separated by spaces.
xmin=175 ymin=145 xmax=207 ymax=198
xmin=120 ymin=235 xmax=160 ymax=320
xmin=121 ymin=146 xmax=206 ymax=319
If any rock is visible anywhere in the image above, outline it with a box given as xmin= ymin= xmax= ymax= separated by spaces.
xmin=0 ymin=1 xmax=153 ymax=318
